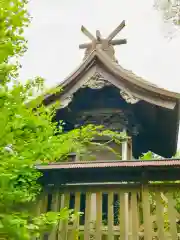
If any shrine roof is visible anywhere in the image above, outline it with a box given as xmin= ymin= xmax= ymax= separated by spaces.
xmin=43 ymin=21 xmax=180 ymax=109
xmin=37 ymin=159 xmax=180 ymax=183
xmin=60 ymin=48 xmax=180 ymax=99
xmin=37 ymin=159 xmax=180 ymax=170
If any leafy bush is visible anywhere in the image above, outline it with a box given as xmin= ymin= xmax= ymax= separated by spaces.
xmin=0 ymin=1 xmax=126 ymax=239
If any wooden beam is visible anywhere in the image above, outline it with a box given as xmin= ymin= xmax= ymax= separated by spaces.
xmin=81 ymin=25 xmax=96 ymax=41
xmin=122 ymin=129 xmax=129 ymax=240
xmin=96 ymin=30 xmax=101 ymax=41
xmin=107 ymin=20 xmax=126 ymax=41
xmin=79 ymin=43 xmax=91 ymax=49
xmin=79 ymin=38 xmax=127 ymax=49
xmin=111 ymin=38 xmax=127 ymax=45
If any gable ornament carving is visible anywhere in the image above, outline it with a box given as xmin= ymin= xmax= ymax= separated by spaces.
xmin=60 ymin=75 xmax=140 ymax=109
xmin=120 ymin=90 xmax=139 ymax=104
xmin=81 ymin=72 xmax=111 ymax=89
xmin=60 ymin=95 xmax=73 ymax=108
xmin=74 ymin=109 xmax=140 ymax=136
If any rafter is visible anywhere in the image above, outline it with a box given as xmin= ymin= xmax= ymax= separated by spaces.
xmin=81 ymin=25 xmax=96 ymax=41
xmin=79 ymin=21 xmax=127 ymax=52
xmin=79 ymin=39 xmax=127 ymax=49
xmin=107 ymin=20 xmax=126 ymax=41
xmin=110 ymin=39 xmax=127 ymax=45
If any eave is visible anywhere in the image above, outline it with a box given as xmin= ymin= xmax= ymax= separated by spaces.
xmin=43 ymin=49 xmax=180 ymax=110
xmin=42 ymin=49 xmax=180 ymax=157
xmin=37 ymin=159 xmax=180 ymax=185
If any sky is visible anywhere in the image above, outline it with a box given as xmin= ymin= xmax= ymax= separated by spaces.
xmin=20 ymin=0 xmax=180 ymax=148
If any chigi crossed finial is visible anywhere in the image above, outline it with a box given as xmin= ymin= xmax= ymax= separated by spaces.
xmin=79 ymin=20 xmax=127 ymax=50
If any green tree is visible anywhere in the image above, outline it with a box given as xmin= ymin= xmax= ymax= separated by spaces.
xmin=154 ymin=0 xmax=180 ymax=39
xmin=0 ymin=1 xmax=125 ymax=239
xmin=154 ymin=0 xmax=180 ymax=25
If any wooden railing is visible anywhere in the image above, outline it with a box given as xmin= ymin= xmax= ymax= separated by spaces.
xmin=36 ymin=183 xmax=180 ymax=240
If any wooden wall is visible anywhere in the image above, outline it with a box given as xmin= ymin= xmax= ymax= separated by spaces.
xmin=36 ymin=183 xmax=180 ymax=240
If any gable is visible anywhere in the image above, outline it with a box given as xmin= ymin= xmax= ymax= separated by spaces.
xmin=44 ymin=59 xmax=178 ymax=110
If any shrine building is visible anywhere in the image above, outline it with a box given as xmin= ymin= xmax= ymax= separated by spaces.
xmin=37 ymin=21 xmax=180 ymax=240
xmin=43 ymin=20 xmax=180 ymax=159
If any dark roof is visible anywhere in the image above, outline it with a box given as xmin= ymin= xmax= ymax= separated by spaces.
xmin=37 ymin=159 xmax=180 ymax=170
xmin=43 ymin=49 xmax=180 ymax=109
xmin=41 ymin=42 xmax=180 ymax=158
xmin=37 ymin=159 xmax=180 ymax=184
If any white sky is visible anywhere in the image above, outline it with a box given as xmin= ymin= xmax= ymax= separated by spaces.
xmin=20 ymin=0 xmax=180 ymax=149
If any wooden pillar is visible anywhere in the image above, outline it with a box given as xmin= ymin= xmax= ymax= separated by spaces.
xmin=128 ymin=138 xmax=133 ymax=239
xmin=90 ymin=193 xmax=97 ymax=223
xmin=122 ymin=129 xmax=132 ymax=240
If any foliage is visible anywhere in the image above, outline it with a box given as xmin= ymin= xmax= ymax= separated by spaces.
xmin=139 ymin=151 xmax=162 ymax=160
xmin=0 ymin=80 xmax=125 ymax=240
xmin=0 ymin=0 xmax=30 ymax=84
xmin=140 ymin=150 xmax=180 ymax=160
xmin=0 ymin=1 xmax=127 ymax=239
xmin=154 ymin=0 xmax=180 ymax=25
xmin=140 ymin=150 xmax=180 ymax=232
xmin=153 ymin=0 xmax=180 ymax=39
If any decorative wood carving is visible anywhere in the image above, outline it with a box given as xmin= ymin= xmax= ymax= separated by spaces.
xmin=60 ymin=95 xmax=73 ymax=108
xmin=120 ymin=90 xmax=140 ymax=104
xmin=81 ymin=70 xmax=139 ymax=104
xmin=81 ymin=72 xmax=111 ymax=89
xmin=60 ymin=74 xmax=140 ymax=107
xmin=74 ymin=109 xmax=139 ymax=135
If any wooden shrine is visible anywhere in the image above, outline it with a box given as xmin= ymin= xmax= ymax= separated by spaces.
xmin=37 ymin=21 xmax=180 ymax=239
xmin=43 ymin=20 xmax=180 ymax=158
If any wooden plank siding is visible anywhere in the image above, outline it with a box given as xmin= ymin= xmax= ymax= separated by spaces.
xmin=37 ymin=184 xmax=180 ymax=240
